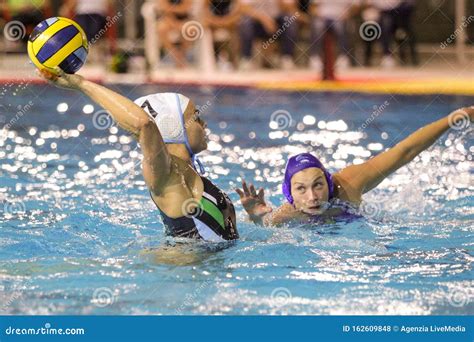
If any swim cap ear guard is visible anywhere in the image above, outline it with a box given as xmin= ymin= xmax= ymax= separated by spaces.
xmin=134 ymin=92 xmax=205 ymax=174
xmin=282 ymin=153 xmax=334 ymax=204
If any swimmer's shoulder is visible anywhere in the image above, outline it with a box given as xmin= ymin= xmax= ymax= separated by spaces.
xmin=332 ymin=172 xmax=362 ymax=205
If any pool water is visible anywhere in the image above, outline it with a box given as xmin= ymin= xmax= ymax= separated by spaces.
xmin=0 ymin=83 xmax=472 ymax=315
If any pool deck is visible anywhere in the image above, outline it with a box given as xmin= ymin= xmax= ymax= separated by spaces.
xmin=1 ymin=53 xmax=473 ymax=95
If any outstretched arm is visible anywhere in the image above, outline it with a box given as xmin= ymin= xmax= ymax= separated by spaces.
xmin=339 ymin=107 xmax=474 ymax=194
xmin=39 ymin=69 xmax=172 ymax=193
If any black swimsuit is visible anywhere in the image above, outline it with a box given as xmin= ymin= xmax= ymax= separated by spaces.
xmin=152 ymin=176 xmax=239 ymax=242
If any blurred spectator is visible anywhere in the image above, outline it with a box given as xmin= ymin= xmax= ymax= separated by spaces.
xmin=361 ymin=0 xmax=401 ymax=68
xmin=238 ymin=0 xmax=300 ymax=70
xmin=394 ymin=0 xmax=418 ymax=65
xmin=60 ymin=0 xmax=116 ymax=65
xmin=297 ymin=0 xmax=311 ymax=16
xmin=296 ymin=0 xmax=312 ymax=25
xmin=60 ymin=0 xmax=113 ymax=44
xmin=360 ymin=0 xmax=378 ymax=66
xmin=0 ymin=1 xmax=5 ymax=27
xmin=377 ymin=0 xmax=401 ymax=68
xmin=308 ymin=0 xmax=355 ymax=71
xmin=202 ymin=0 xmax=241 ymax=70
xmin=362 ymin=0 xmax=418 ymax=67
xmin=294 ymin=0 xmax=312 ymax=65
xmin=156 ymin=0 xmax=193 ymax=68
xmin=4 ymin=0 xmax=50 ymax=44
xmin=278 ymin=0 xmax=301 ymax=69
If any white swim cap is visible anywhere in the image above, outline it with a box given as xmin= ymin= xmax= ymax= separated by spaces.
xmin=134 ymin=92 xmax=205 ymax=174
xmin=134 ymin=92 xmax=190 ymax=144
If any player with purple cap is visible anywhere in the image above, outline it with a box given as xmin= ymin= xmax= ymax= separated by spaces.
xmin=237 ymin=106 xmax=474 ymax=226
xmin=282 ymin=153 xmax=334 ymax=205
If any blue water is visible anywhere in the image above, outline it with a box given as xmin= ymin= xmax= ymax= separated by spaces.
xmin=0 ymin=83 xmax=473 ymax=315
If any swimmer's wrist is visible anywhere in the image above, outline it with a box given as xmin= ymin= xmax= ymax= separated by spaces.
xmin=248 ymin=213 xmax=262 ymax=224
xmin=248 ymin=212 xmax=271 ymax=226
xmin=79 ymin=78 xmax=94 ymax=91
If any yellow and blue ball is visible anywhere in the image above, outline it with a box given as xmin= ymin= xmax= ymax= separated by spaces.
xmin=28 ymin=17 xmax=88 ymax=74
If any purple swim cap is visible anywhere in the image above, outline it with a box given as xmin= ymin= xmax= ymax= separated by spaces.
xmin=282 ymin=153 xmax=334 ymax=204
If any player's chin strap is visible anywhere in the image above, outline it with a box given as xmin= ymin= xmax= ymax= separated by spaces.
xmin=193 ymin=154 xmax=205 ymax=175
xmin=182 ymin=131 xmax=205 ymax=175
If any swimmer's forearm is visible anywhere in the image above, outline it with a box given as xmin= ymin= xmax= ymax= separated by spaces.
xmin=265 ymin=204 xmax=305 ymax=227
xmin=344 ymin=113 xmax=456 ymax=194
xmin=334 ymin=108 xmax=472 ymax=194
xmin=398 ymin=114 xmax=454 ymax=162
xmin=79 ymin=80 xmax=151 ymax=135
